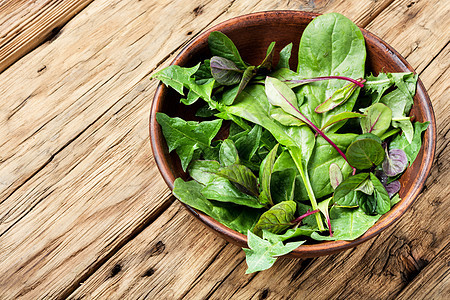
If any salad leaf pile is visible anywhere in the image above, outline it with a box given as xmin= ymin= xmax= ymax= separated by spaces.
xmin=151 ymin=13 xmax=428 ymax=273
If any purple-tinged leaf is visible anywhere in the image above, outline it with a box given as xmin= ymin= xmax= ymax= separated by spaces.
xmin=285 ymin=76 xmax=365 ymax=89
xmin=253 ymin=201 xmax=296 ymax=236
xmin=258 ymin=42 xmax=276 ymax=70
xmin=329 ymin=163 xmax=343 ymax=190
xmin=382 ymin=148 xmax=408 ymax=176
xmin=385 ymin=181 xmax=401 ymax=198
xmin=315 ymin=79 xmax=364 ymax=113
xmin=210 ymin=56 xmax=242 ymax=85
xmin=216 ymin=164 xmax=259 ymax=197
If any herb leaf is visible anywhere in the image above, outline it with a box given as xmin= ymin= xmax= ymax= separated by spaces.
xmin=390 ymin=121 xmax=429 ymax=164
xmin=243 ymin=230 xmax=304 ymax=274
xmin=253 ymin=200 xmax=296 ymax=236
xmin=334 ymin=173 xmax=370 ymax=201
xmin=210 ymin=56 xmax=243 ymax=85
xmin=370 ymin=173 xmax=391 ymax=214
xmin=156 ymin=112 xmax=222 ymax=170
xmin=258 ymin=144 xmax=279 ymax=206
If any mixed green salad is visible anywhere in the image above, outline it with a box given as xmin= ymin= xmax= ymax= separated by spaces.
xmin=151 ymin=13 xmax=428 ymax=273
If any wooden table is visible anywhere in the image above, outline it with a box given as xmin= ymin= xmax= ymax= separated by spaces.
xmin=0 ymin=0 xmax=448 ymax=299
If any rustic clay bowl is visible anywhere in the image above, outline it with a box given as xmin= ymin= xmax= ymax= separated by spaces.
xmin=150 ymin=11 xmax=436 ymax=258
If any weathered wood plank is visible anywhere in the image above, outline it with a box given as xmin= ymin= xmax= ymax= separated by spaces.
xmin=365 ymin=0 xmax=450 ymax=74
xmin=396 ymin=244 xmax=450 ymax=300
xmin=0 ymin=0 xmax=95 ymax=73
xmin=67 ymin=0 xmax=449 ymax=298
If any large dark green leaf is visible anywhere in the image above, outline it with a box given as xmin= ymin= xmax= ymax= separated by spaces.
xmin=188 ymin=160 xmax=220 ymax=185
xmin=201 ymin=176 xmax=263 ymax=208
xmin=208 ymin=31 xmax=247 ymax=70
xmin=173 ymin=178 xmax=261 ymax=234
xmin=156 ymin=113 xmax=222 ymax=170
xmin=253 ymin=201 xmax=296 ymax=236
xmin=216 ymin=164 xmax=259 ymax=197
xmin=346 ymin=138 xmax=385 ymax=170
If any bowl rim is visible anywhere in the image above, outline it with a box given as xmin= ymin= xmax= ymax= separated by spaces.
xmin=150 ymin=10 xmax=436 ymax=258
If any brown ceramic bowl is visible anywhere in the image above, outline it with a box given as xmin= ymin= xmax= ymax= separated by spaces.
xmin=150 ymin=11 xmax=436 ymax=258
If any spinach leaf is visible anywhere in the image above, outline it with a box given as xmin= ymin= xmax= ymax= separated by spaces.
xmin=253 ymin=200 xmax=296 ymax=236
xmin=370 ymin=173 xmax=391 ymax=214
xmin=334 ymin=173 xmax=370 ymax=201
xmin=346 ymin=138 xmax=385 ymax=170
xmin=216 ymin=164 xmax=259 ymax=197
xmin=210 ymin=56 xmax=243 ymax=85
xmin=335 ymin=190 xmax=359 ymax=207
xmin=201 ymin=176 xmax=263 ymax=208
xmin=234 ymin=124 xmax=262 ymax=161
xmin=315 ymin=81 xmax=360 ymax=113
xmin=208 ymin=31 xmax=247 ymax=69
xmin=390 ymin=121 xmax=429 ymax=164
xmin=262 ymin=226 xmax=316 ymax=243
xmin=321 ymin=112 xmax=363 ymax=131
xmin=219 ymin=139 xmax=239 ymax=166
xmin=358 ymin=193 xmax=376 ymax=215
xmin=360 ymin=103 xmax=392 ymax=137
xmin=296 ymin=13 xmax=366 ymax=130
xmin=173 ymin=178 xmax=261 ymax=234
xmin=243 ymin=230 xmax=304 ymax=274
xmin=317 ymin=197 xmax=333 ymax=236
xmin=311 ymin=207 xmax=381 ymax=241
xmin=194 ymin=59 xmax=212 ymax=80
xmin=188 ymin=160 xmax=221 ymax=185
xmin=156 ymin=112 xmax=222 ymax=170
xmin=269 ymin=107 xmax=305 ymax=127
xmin=258 ymin=144 xmax=279 ymax=206
xmin=276 ymin=43 xmax=293 ymax=70
xmin=270 ymin=168 xmax=297 ymax=204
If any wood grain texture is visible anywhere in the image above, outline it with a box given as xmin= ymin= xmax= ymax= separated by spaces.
xmin=0 ymin=0 xmax=95 ymax=73
xmin=0 ymin=0 xmax=448 ymax=298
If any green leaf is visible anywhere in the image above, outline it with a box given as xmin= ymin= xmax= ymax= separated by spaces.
xmin=315 ymin=81 xmax=359 ymax=113
xmin=364 ymin=72 xmax=393 ymax=103
xmin=360 ymin=103 xmax=392 ymax=137
xmin=270 ymin=107 xmax=305 ymax=127
xmin=358 ymin=192 xmax=376 ymax=215
xmin=216 ymin=164 xmax=259 ymax=197
xmin=270 ymin=168 xmax=297 ymax=204
xmin=219 ymin=139 xmax=239 ymax=166
xmin=334 ymin=173 xmax=370 ymax=201
xmin=296 ymin=13 xmax=366 ymax=130
xmin=258 ymin=144 xmax=279 ymax=206
xmin=208 ymin=31 xmax=247 ymax=70
xmin=201 ymin=176 xmax=263 ymax=208
xmin=354 ymin=177 xmax=374 ymax=195
xmin=258 ymin=41 xmax=276 ymax=70
xmin=321 ymin=112 xmax=364 ymax=131
xmin=317 ymin=197 xmax=333 ymax=235
xmin=262 ymin=226 xmax=316 ymax=244
xmin=346 ymin=138 xmax=385 ymax=170
xmin=390 ymin=121 xmax=429 ymax=164
xmin=276 ymin=43 xmax=293 ymax=70
xmin=265 ymin=76 xmax=306 ymax=122
xmin=311 ymin=207 xmax=381 ymax=241
xmin=194 ymin=59 xmax=212 ymax=80
xmin=243 ymin=230 xmax=304 ymax=274
xmin=335 ymin=190 xmax=359 ymax=207
xmin=173 ymin=178 xmax=261 ymax=234
xmin=253 ymin=201 xmax=296 ymax=236
xmin=210 ymin=56 xmax=243 ymax=85
xmin=370 ymin=173 xmax=391 ymax=214
xmin=151 ymin=64 xmax=199 ymax=95
xmin=156 ymin=112 xmax=222 ymax=171
xmin=234 ymin=125 xmax=262 ymax=161
xmin=188 ymin=160 xmax=221 ymax=185
xmin=329 ymin=163 xmax=343 ymax=190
